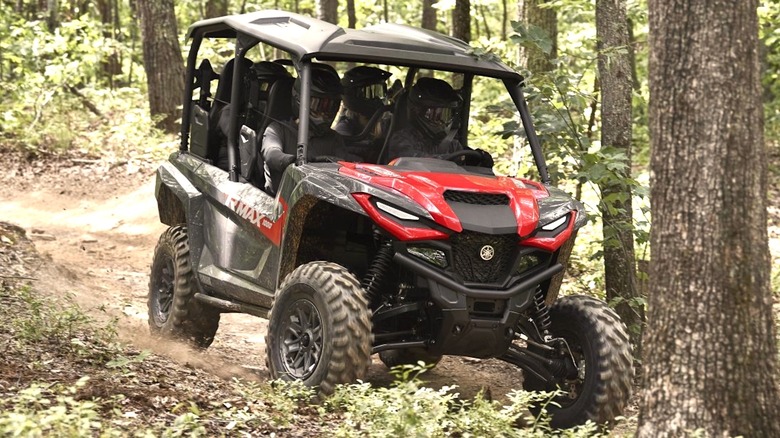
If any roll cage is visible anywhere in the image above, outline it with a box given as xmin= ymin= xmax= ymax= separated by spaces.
xmin=180 ymin=9 xmax=550 ymax=184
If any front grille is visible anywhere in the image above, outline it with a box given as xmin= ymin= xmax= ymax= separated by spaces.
xmin=451 ymin=232 xmax=517 ymax=283
xmin=443 ymin=191 xmax=509 ymax=205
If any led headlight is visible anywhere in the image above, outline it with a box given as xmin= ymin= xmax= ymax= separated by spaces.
xmin=376 ymin=201 xmax=419 ymax=221
xmin=541 ymin=215 xmax=568 ymax=231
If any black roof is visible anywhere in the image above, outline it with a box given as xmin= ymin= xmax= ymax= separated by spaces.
xmin=186 ymin=10 xmax=522 ymax=81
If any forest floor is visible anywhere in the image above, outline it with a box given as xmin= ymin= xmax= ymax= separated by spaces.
xmin=0 ymin=144 xmax=777 ymax=436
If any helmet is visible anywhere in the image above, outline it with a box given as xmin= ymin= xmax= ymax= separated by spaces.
xmin=341 ymin=66 xmax=391 ymax=116
xmin=407 ymin=77 xmax=461 ymax=140
xmin=247 ymin=61 xmax=291 ymax=114
xmin=250 ymin=61 xmax=290 ymax=84
xmin=293 ymin=63 xmax=343 ymax=135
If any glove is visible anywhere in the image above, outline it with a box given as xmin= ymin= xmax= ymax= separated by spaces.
xmin=282 ymin=153 xmax=296 ymax=168
xmin=477 ymin=149 xmax=494 ymax=168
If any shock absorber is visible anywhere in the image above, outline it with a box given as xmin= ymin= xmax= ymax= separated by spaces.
xmin=361 ymin=237 xmax=393 ymax=306
xmin=531 ymin=286 xmax=552 ymax=337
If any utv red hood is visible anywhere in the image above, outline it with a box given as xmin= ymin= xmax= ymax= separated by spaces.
xmin=340 ymin=163 xmax=545 ymax=237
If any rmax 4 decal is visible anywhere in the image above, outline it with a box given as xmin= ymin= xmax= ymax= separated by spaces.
xmin=226 ymin=195 xmax=286 ymax=246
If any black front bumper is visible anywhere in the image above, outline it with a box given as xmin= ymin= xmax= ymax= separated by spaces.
xmin=393 ymin=252 xmax=563 ymax=358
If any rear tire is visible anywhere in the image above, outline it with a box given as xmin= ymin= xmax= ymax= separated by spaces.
xmin=148 ymin=226 xmax=220 ymax=348
xmin=522 ymin=295 xmax=633 ymax=428
xmin=266 ymin=262 xmax=372 ymax=394
xmin=379 ymin=348 xmax=442 ymax=369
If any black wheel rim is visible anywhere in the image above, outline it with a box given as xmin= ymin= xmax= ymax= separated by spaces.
xmin=152 ymin=255 xmax=175 ymax=326
xmin=279 ymin=298 xmax=323 ymax=380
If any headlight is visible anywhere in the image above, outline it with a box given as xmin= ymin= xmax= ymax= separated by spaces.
xmin=376 ymin=201 xmax=419 ymax=221
xmin=541 ymin=215 xmax=568 ymax=231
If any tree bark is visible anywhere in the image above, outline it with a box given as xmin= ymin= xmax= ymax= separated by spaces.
xmin=517 ymin=0 xmax=557 ymax=73
xmin=137 ymin=0 xmax=184 ymax=133
xmin=421 ymin=0 xmax=436 ymax=30
xmin=346 ymin=0 xmax=356 ymax=28
xmin=316 ymin=0 xmax=337 ymax=24
xmin=595 ymin=0 xmax=643 ymax=356
xmin=204 ymin=0 xmax=228 ymax=19
xmin=452 ymin=0 xmax=470 ymax=42
xmin=96 ymin=0 xmax=122 ymax=85
xmin=501 ymin=0 xmax=507 ymax=40
xmin=638 ymin=0 xmax=780 ymax=435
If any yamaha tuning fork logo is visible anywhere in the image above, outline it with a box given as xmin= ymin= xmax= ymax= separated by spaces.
xmin=479 ymin=245 xmax=495 ymax=261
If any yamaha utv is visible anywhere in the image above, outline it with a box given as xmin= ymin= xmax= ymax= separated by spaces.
xmin=148 ymin=10 xmax=632 ymax=428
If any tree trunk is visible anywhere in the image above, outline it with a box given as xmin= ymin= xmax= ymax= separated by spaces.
xmin=595 ymin=0 xmax=643 ymax=356
xmin=46 ymin=0 xmax=58 ymax=30
xmin=346 ymin=0 xmax=356 ymax=28
xmin=137 ymin=0 xmax=184 ymax=134
xmin=204 ymin=0 xmax=228 ymax=18
xmin=638 ymin=0 xmax=780 ymax=435
xmin=452 ymin=0 xmax=470 ymax=42
xmin=96 ymin=0 xmax=122 ymax=86
xmin=421 ymin=0 xmax=436 ymax=30
xmin=316 ymin=0 xmax=337 ymax=24
xmin=517 ymin=0 xmax=557 ymax=73
xmin=501 ymin=0 xmax=507 ymax=40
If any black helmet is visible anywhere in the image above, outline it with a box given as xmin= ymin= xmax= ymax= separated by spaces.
xmin=248 ymin=61 xmax=291 ymax=113
xmin=250 ymin=61 xmax=290 ymax=82
xmin=341 ymin=66 xmax=391 ymax=116
xmin=407 ymin=77 xmax=461 ymax=140
xmin=293 ymin=63 xmax=343 ymax=135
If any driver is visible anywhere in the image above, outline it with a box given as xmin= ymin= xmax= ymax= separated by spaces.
xmin=261 ymin=63 xmax=350 ymax=194
xmin=386 ymin=77 xmax=492 ymax=167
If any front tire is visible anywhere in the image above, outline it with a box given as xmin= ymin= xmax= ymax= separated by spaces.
xmin=266 ymin=262 xmax=372 ymax=394
xmin=148 ymin=226 xmax=220 ymax=348
xmin=523 ymin=295 xmax=633 ymax=428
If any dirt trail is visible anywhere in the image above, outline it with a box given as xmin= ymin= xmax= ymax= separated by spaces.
xmin=0 ymin=155 xmax=527 ymax=402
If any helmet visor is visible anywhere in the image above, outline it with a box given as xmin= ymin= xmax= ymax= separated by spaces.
xmin=358 ymin=83 xmax=386 ymax=100
xmin=422 ymin=106 xmax=454 ymax=128
xmin=310 ymin=96 xmax=340 ymax=118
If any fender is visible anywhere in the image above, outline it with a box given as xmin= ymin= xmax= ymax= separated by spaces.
xmin=155 ymin=159 xmax=207 ymax=280
xmin=274 ymin=164 xmax=369 ymax=289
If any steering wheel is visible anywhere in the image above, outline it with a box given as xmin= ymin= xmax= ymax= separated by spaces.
xmin=440 ymin=149 xmax=486 ymax=166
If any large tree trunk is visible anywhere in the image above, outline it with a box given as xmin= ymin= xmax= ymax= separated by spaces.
xmin=137 ymin=0 xmax=184 ymax=134
xmin=638 ymin=0 xmax=780 ymax=435
xmin=517 ymin=0 xmax=557 ymax=73
xmin=316 ymin=0 xmax=337 ymax=24
xmin=595 ymin=0 xmax=643 ymax=356
xmin=421 ymin=0 xmax=437 ymax=31
xmin=452 ymin=0 xmax=470 ymax=42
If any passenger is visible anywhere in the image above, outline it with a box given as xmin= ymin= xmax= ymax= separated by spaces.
xmin=334 ymin=66 xmax=392 ymax=138
xmin=386 ymin=77 xmax=492 ymax=167
xmin=261 ymin=63 xmax=349 ymax=194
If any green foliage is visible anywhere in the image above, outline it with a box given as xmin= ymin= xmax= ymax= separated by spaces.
xmin=0 ymin=378 xmax=107 ymax=438
xmin=760 ymin=0 xmax=780 ymax=144
xmin=325 ymin=363 xmax=603 ymax=437
xmin=224 ymin=379 xmax=316 ymax=429
xmin=11 ymin=287 xmax=118 ymax=354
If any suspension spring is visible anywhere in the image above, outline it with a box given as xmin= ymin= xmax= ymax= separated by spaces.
xmin=531 ymin=286 xmax=552 ymax=335
xmin=361 ymin=239 xmax=394 ymax=305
